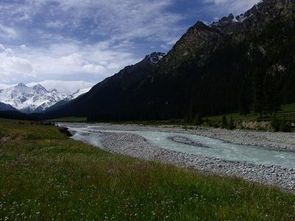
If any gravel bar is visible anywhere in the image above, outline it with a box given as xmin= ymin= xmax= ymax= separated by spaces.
xmin=63 ymin=123 xmax=295 ymax=194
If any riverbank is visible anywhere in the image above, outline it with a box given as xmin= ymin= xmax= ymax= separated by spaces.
xmin=66 ymin=123 xmax=295 ymax=152
xmin=2 ymin=120 xmax=295 ymax=220
xmin=63 ymin=123 xmax=295 ymax=194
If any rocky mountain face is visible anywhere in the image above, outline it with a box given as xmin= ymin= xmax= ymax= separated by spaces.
xmin=45 ymin=0 xmax=295 ymax=121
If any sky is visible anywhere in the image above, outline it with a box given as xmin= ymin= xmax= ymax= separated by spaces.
xmin=0 ymin=0 xmax=260 ymax=93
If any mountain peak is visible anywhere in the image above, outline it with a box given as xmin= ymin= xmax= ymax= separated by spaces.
xmin=16 ymin=83 xmax=27 ymax=88
xmin=194 ymin=21 xmax=207 ymax=28
xmin=32 ymin=84 xmax=47 ymax=92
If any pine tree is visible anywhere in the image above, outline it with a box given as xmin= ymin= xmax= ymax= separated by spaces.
xmin=264 ymin=71 xmax=281 ymax=115
xmin=239 ymin=90 xmax=250 ymax=115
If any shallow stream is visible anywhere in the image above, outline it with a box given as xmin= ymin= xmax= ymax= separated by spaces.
xmin=64 ymin=124 xmax=295 ymax=169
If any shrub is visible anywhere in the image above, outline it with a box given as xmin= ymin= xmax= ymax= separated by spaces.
xmin=271 ymin=117 xmax=291 ymax=132
xmin=194 ymin=115 xmax=204 ymax=126
xmin=279 ymin=120 xmax=291 ymax=132
xmin=271 ymin=117 xmax=280 ymax=132
xmin=227 ymin=117 xmax=235 ymax=130
xmin=221 ymin=115 xmax=228 ymax=128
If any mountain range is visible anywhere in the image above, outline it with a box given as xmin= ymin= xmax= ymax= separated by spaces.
xmin=0 ymin=102 xmax=17 ymax=112
xmin=42 ymin=0 xmax=295 ymax=121
xmin=0 ymin=83 xmax=90 ymax=113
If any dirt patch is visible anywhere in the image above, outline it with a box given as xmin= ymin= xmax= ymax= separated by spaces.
xmin=0 ymin=135 xmax=22 ymax=145
xmin=59 ymin=127 xmax=72 ymax=137
xmin=235 ymin=121 xmax=272 ymax=130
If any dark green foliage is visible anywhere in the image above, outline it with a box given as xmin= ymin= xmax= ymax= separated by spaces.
xmin=193 ymin=115 xmax=204 ymax=126
xmin=221 ymin=115 xmax=228 ymax=129
xmin=271 ymin=116 xmax=281 ymax=132
xmin=0 ymin=111 xmax=37 ymax=121
xmin=228 ymin=117 xmax=235 ymax=130
xmin=239 ymin=90 xmax=250 ymax=115
xmin=271 ymin=117 xmax=292 ymax=132
xmin=279 ymin=119 xmax=292 ymax=132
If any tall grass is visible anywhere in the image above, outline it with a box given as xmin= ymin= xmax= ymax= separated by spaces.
xmin=0 ymin=120 xmax=294 ymax=220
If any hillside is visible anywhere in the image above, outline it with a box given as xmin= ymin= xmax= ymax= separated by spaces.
xmin=44 ymin=52 xmax=165 ymax=119
xmin=0 ymin=102 xmax=17 ymax=111
xmin=45 ymin=0 xmax=295 ymax=121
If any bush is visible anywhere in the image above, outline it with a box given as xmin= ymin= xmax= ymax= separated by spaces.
xmin=271 ymin=117 xmax=280 ymax=132
xmin=271 ymin=117 xmax=291 ymax=132
xmin=227 ymin=117 xmax=235 ymax=130
xmin=194 ymin=115 xmax=204 ymax=126
xmin=221 ymin=115 xmax=228 ymax=128
xmin=279 ymin=120 xmax=291 ymax=132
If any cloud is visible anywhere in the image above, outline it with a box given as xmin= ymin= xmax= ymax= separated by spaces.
xmin=27 ymin=80 xmax=94 ymax=94
xmin=204 ymin=0 xmax=261 ymax=14
xmin=0 ymin=83 xmax=15 ymax=90
xmin=0 ymin=24 xmax=18 ymax=40
xmin=0 ymin=0 xmax=262 ymax=91
xmin=0 ymin=0 xmax=186 ymax=90
xmin=0 ymin=42 xmax=138 ymax=85
xmin=0 ymin=44 xmax=34 ymax=80
xmin=0 ymin=0 xmax=183 ymax=46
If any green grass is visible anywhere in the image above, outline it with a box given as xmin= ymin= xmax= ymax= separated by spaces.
xmin=0 ymin=120 xmax=294 ymax=220
xmin=280 ymin=103 xmax=295 ymax=113
xmin=200 ymin=103 xmax=295 ymax=130
xmin=211 ymin=103 xmax=295 ymax=122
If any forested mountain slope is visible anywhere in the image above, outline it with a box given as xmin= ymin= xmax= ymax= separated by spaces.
xmin=45 ymin=0 xmax=295 ymax=121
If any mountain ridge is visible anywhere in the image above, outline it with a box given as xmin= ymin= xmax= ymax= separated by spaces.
xmin=0 ymin=83 xmax=91 ymax=113
xmin=0 ymin=102 xmax=17 ymax=112
xmin=44 ymin=0 xmax=295 ymax=121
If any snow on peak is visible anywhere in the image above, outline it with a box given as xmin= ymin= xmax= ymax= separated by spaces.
xmin=0 ymin=83 xmax=68 ymax=113
xmin=16 ymin=83 xmax=27 ymax=87
xmin=66 ymin=87 xmax=91 ymax=100
xmin=0 ymin=82 xmax=93 ymax=113
xmin=32 ymin=84 xmax=46 ymax=90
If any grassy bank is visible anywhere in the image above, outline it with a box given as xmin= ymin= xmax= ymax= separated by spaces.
xmin=0 ymin=120 xmax=294 ymax=220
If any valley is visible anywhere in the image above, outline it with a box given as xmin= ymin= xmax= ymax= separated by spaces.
xmin=0 ymin=0 xmax=295 ymax=220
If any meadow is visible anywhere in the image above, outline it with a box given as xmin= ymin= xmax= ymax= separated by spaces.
xmin=0 ymin=119 xmax=294 ymax=220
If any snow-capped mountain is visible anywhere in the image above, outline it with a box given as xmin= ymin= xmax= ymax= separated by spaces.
xmin=0 ymin=83 xmax=68 ymax=113
xmin=66 ymin=87 xmax=91 ymax=100
xmin=27 ymin=80 xmax=94 ymax=95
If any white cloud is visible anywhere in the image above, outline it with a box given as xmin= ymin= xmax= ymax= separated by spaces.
xmin=0 ymin=42 xmax=138 ymax=85
xmin=0 ymin=44 xmax=34 ymax=80
xmin=204 ymin=0 xmax=261 ymax=14
xmin=27 ymin=80 xmax=94 ymax=94
xmin=0 ymin=83 xmax=15 ymax=90
xmin=1 ymin=0 xmax=263 ymax=92
xmin=0 ymin=0 xmax=183 ymax=45
xmin=0 ymin=0 xmax=187 ymax=90
xmin=46 ymin=21 xmax=66 ymax=28
xmin=0 ymin=24 xmax=18 ymax=39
